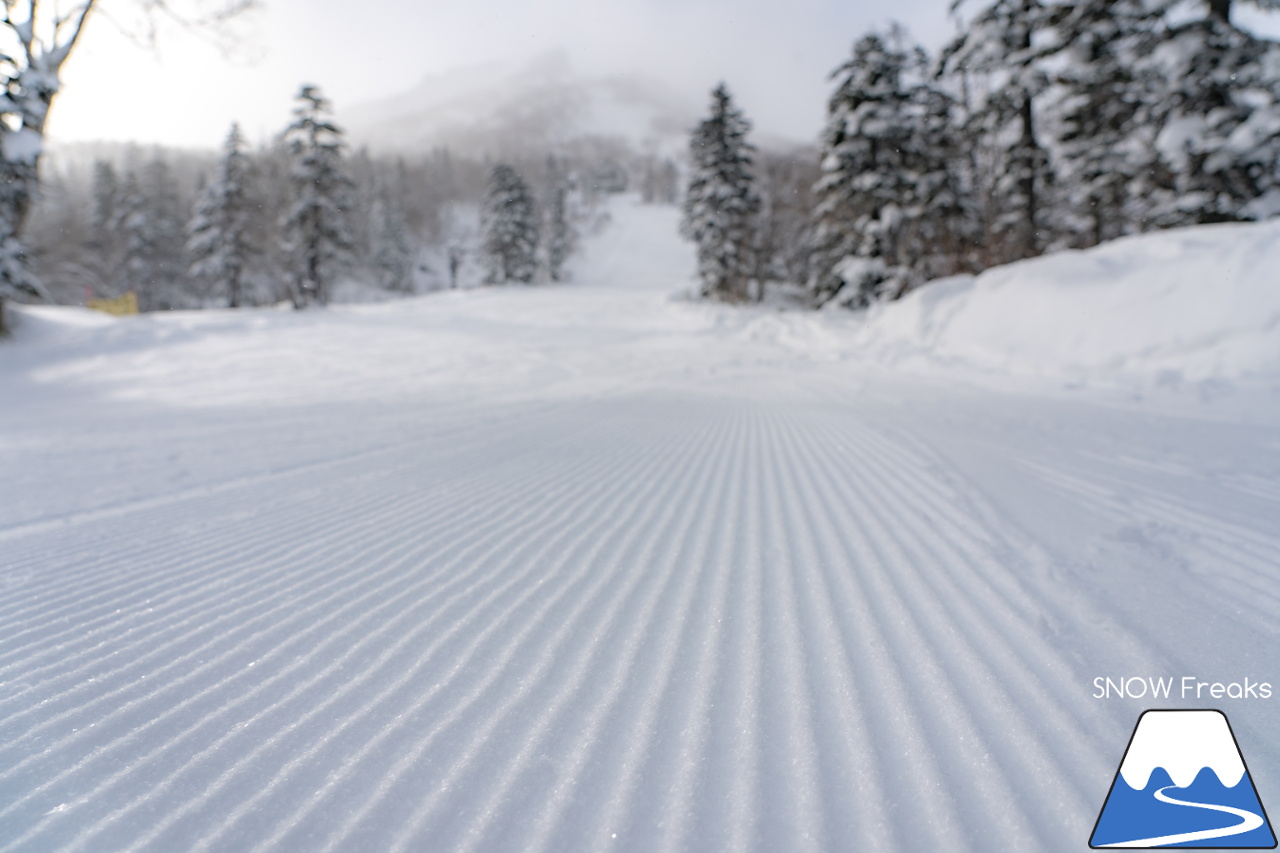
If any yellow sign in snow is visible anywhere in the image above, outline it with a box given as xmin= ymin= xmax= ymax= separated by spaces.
xmin=87 ymin=292 xmax=138 ymax=316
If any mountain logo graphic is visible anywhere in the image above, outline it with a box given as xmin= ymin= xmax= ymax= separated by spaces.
xmin=1091 ymin=710 xmax=1276 ymax=848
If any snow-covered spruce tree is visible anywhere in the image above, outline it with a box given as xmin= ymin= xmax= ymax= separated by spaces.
xmin=187 ymin=123 xmax=253 ymax=307
xmin=85 ymin=161 xmax=124 ymax=297
xmin=139 ymin=156 xmax=188 ymax=309
xmin=639 ymin=155 xmax=679 ymax=205
xmin=908 ymin=70 xmax=974 ymax=279
xmin=943 ymin=0 xmax=1056 ymax=264
xmin=0 ymin=0 xmax=256 ymax=333
xmin=811 ymin=30 xmax=960 ymax=307
xmin=481 ymin=164 xmax=539 ymax=284
xmin=369 ymin=186 xmax=415 ymax=293
xmin=543 ymin=157 xmax=575 ymax=283
xmin=281 ymin=85 xmax=355 ymax=307
xmin=99 ymin=157 xmax=188 ymax=311
xmin=1050 ymin=0 xmax=1162 ymax=247
xmin=90 ymin=160 xmax=120 ymax=256
xmin=1135 ymin=0 xmax=1280 ymax=225
xmin=0 ymin=156 xmax=45 ymax=331
xmin=681 ymin=83 xmax=760 ymax=302
xmin=115 ymin=171 xmax=157 ymax=307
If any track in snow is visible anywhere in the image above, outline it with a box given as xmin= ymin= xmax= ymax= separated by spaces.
xmin=4 ymin=391 xmax=1278 ymax=852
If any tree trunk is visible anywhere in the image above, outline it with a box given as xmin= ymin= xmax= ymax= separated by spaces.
xmin=1020 ymin=92 xmax=1040 ymax=258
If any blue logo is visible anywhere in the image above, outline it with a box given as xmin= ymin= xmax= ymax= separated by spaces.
xmin=1091 ymin=710 xmax=1276 ymax=848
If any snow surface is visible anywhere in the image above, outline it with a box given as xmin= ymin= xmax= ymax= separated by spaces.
xmin=2 ymin=196 xmax=1279 ymax=852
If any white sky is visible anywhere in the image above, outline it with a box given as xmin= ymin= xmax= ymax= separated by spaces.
xmin=47 ymin=0 xmax=958 ymax=151
xmin=43 ymin=0 xmax=1280 ymax=152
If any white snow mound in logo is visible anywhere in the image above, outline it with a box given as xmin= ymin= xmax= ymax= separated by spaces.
xmin=1119 ymin=710 xmax=1246 ymax=790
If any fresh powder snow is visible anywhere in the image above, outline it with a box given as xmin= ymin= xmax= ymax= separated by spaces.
xmin=1 ymin=195 xmax=1278 ymax=852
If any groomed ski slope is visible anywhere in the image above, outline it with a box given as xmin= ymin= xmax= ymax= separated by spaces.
xmin=2 ymin=196 xmax=1279 ymax=852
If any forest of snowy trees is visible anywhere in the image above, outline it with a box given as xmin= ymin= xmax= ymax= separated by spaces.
xmin=683 ymin=0 xmax=1280 ymax=306
xmin=3 ymin=0 xmax=1279 ymax=322
xmin=19 ymin=85 xmax=631 ymax=312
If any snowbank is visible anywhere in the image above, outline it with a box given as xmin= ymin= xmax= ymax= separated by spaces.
xmin=858 ymin=219 xmax=1280 ymax=385
xmin=6 ymin=303 xmax=118 ymax=340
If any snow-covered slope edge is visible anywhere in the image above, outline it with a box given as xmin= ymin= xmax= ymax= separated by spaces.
xmin=858 ymin=219 xmax=1280 ymax=386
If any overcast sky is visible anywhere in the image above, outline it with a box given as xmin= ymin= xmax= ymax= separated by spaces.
xmin=47 ymin=0 xmax=960 ymax=151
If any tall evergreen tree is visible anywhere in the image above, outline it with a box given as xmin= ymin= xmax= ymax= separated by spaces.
xmin=0 ymin=155 xmax=44 ymax=332
xmin=139 ymin=157 xmax=188 ymax=309
xmin=1051 ymin=0 xmax=1161 ymax=246
xmin=1137 ymin=1 xmax=1280 ymax=225
xmin=944 ymin=0 xmax=1056 ymax=263
xmin=681 ymin=83 xmax=760 ymax=302
xmin=90 ymin=161 xmax=120 ymax=253
xmin=187 ymin=124 xmax=254 ymax=307
xmin=281 ymin=85 xmax=355 ymax=307
xmin=369 ymin=185 xmax=416 ymax=293
xmin=81 ymin=159 xmax=123 ymax=297
xmin=481 ymin=164 xmax=539 ymax=284
xmin=812 ymin=30 xmax=960 ymax=307
xmin=543 ymin=156 xmax=575 ymax=283
xmin=116 ymin=171 xmax=155 ymax=306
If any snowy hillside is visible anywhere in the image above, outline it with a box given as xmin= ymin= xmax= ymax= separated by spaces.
xmin=2 ymin=197 xmax=1279 ymax=853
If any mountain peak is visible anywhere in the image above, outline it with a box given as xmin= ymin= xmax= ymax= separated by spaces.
xmin=339 ymin=51 xmax=697 ymax=157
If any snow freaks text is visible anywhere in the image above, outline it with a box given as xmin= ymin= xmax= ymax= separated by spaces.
xmin=1093 ymin=677 xmax=1273 ymax=700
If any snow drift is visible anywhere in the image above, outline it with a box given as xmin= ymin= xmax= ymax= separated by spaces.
xmin=858 ymin=218 xmax=1280 ymax=386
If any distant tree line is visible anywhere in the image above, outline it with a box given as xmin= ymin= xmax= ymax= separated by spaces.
xmin=23 ymin=84 xmax=646 ymax=311
xmin=32 ymin=84 xmax=482 ymax=310
xmin=684 ymin=0 xmax=1280 ymax=306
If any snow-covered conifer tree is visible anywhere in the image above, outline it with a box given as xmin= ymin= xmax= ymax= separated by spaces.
xmin=639 ymin=156 xmax=679 ymax=205
xmin=1135 ymin=0 xmax=1280 ymax=225
xmin=680 ymin=83 xmax=760 ymax=302
xmin=90 ymin=161 xmax=120 ymax=252
xmin=99 ymin=158 xmax=186 ymax=311
xmin=944 ymin=0 xmax=1056 ymax=263
xmin=281 ymin=85 xmax=355 ymax=307
xmin=908 ymin=72 xmax=973 ymax=278
xmin=79 ymin=160 xmax=124 ymax=296
xmin=812 ymin=30 xmax=959 ymax=307
xmin=187 ymin=124 xmax=254 ymax=307
xmin=140 ymin=156 xmax=189 ymax=309
xmin=115 ymin=171 xmax=156 ymax=307
xmin=0 ymin=157 xmax=44 ymax=331
xmin=1052 ymin=0 xmax=1161 ymax=245
xmin=369 ymin=187 xmax=415 ymax=293
xmin=481 ymin=164 xmax=539 ymax=284
xmin=544 ymin=157 xmax=575 ymax=283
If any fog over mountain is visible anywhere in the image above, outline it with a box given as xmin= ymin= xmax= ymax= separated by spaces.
xmin=340 ymin=51 xmax=713 ymax=158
